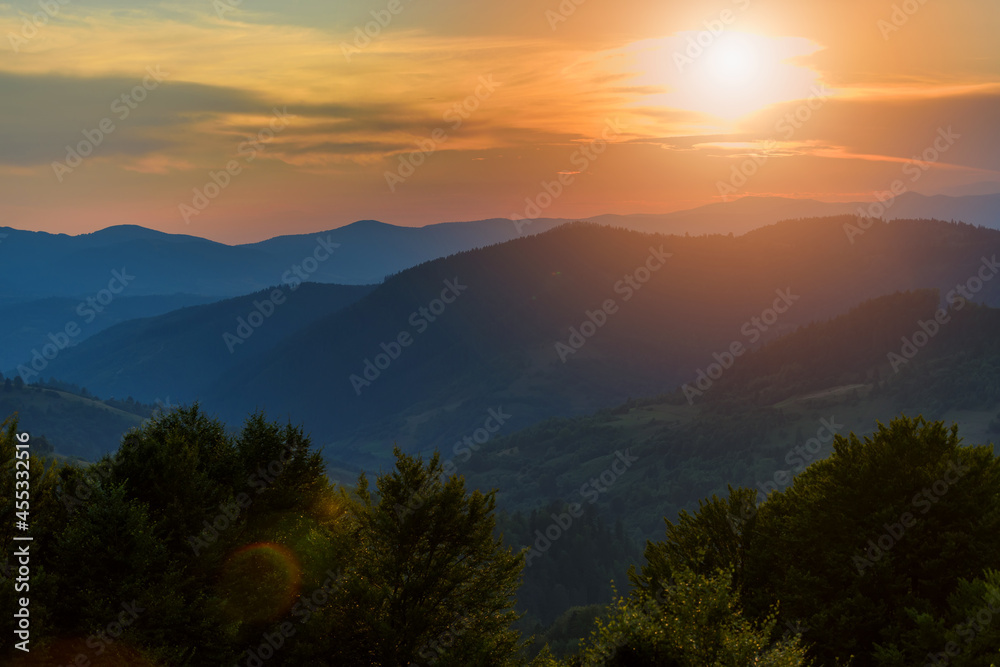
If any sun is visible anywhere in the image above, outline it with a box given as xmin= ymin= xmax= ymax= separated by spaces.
xmin=706 ymin=35 xmax=760 ymax=86
xmin=614 ymin=32 xmax=825 ymax=122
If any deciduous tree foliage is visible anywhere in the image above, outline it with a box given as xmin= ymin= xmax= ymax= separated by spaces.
xmin=577 ymin=567 xmax=809 ymax=666
xmin=1 ymin=415 xmax=64 ymax=651
xmin=631 ymin=416 xmax=1000 ymax=667
xmin=1 ymin=409 xmax=535 ymax=666
xmin=630 ymin=485 xmax=760 ymax=600
xmin=6 ymin=406 xmax=1000 ymax=666
xmin=293 ymin=447 xmax=528 ymax=666
xmin=751 ymin=417 xmax=1000 ymax=665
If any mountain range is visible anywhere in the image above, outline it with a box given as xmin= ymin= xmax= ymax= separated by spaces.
xmin=6 ymin=192 xmax=999 ymax=302
xmin=11 ymin=203 xmax=1000 ymax=631
xmin=25 ymin=213 xmax=1000 ymax=468
xmin=6 ymin=192 xmax=997 ymax=378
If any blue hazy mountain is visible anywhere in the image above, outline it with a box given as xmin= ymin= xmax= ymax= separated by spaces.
xmin=10 ymin=213 xmax=1000 ymax=468
xmin=0 ymin=293 xmax=220 ymax=371
xmin=31 ymin=282 xmax=375 ymax=401
xmin=192 ymin=216 xmax=1000 ymax=467
xmin=5 ymin=191 xmax=996 ymax=300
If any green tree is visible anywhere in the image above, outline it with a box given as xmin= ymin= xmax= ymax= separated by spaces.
xmin=747 ymin=416 xmax=1000 ymax=665
xmin=234 ymin=411 xmax=329 ymax=516
xmin=630 ymin=485 xmax=760 ymax=600
xmin=303 ymin=448 xmax=527 ymax=666
xmin=873 ymin=569 xmax=1000 ymax=667
xmin=108 ymin=403 xmax=242 ymax=555
xmin=51 ymin=483 xmax=232 ymax=665
xmin=0 ymin=415 xmax=64 ymax=656
xmin=624 ymin=416 xmax=1000 ymax=666
xmin=577 ymin=567 xmax=809 ymax=666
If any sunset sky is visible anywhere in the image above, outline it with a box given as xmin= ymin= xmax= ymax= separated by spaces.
xmin=2 ymin=0 xmax=999 ymax=243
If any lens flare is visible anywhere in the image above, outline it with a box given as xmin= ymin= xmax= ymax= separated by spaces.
xmin=218 ymin=542 xmax=302 ymax=624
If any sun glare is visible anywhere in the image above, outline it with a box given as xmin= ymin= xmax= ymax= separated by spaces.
xmin=615 ymin=32 xmax=825 ymax=123
xmin=706 ymin=35 xmax=759 ymax=85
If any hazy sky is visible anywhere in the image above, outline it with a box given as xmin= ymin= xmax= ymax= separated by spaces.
xmin=2 ymin=0 xmax=999 ymax=243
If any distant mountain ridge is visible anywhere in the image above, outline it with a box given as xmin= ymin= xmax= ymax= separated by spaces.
xmin=28 ymin=283 xmax=375 ymax=400
xmin=0 ymin=218 xmax=567 ymax=299
xmin=0 ymin=293 xmax=220 ymax=372
xmin=592 ymin=191 xmax=1000 ymax=235
xmin=202 ymin=216 xmax=1000 ymax=465
xmin=35 ymin=215 xmax=1000 ymax=466
xmin=5 ymin=192 xmax=998 ymax=300
xmin=13 ymin=214 xmax=1000 ymax=469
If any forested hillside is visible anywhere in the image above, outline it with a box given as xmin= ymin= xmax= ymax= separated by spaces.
xmin=0 ymin=378 xmax=151 ymax=460
xmin=202 ymin=217 xmax=1000 ymax=463
xmin=457 ymin=289 xmax=1000 ymax=628
xmin=4 ymin=408 xmax=998 ymax=666
xmin=38 ymin=283 xmax=376 ymax=403
xmin=22 ymin=217 xmax=1000 ymax=468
